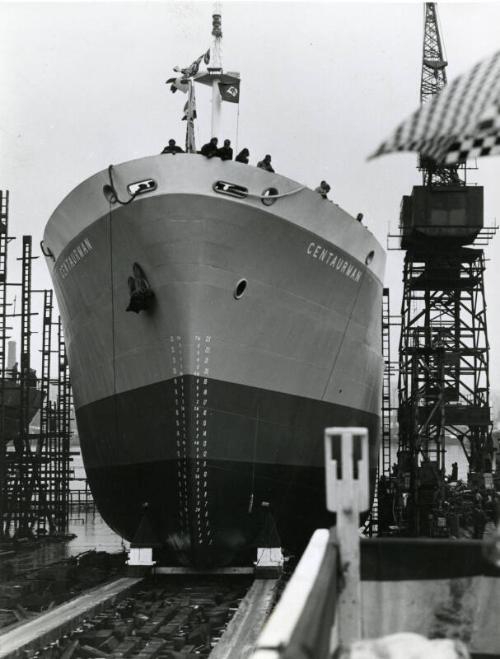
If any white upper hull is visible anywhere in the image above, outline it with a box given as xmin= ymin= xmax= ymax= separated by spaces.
xmin=44 ymin=155 xmax=385 ymax=419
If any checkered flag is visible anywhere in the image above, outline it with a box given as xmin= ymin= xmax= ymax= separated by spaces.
xmin=370 ymin=49 xmax=500 ymax=165
xmin=444 ymin=103 xmax=500 ymax=163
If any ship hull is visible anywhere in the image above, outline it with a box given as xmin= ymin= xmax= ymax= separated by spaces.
xmin=77 ymin=375 xmax=379 ymax=565
xmin=44 ymin=155 xmax=385 ymax=565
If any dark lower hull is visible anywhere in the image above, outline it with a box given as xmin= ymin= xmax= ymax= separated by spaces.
xmin=77 ymin=376 xmax=379 ymax=566
xmin=85 ymin=458 xmax=336 ymax=566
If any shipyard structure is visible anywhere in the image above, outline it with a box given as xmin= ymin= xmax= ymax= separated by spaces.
xmin=374 ymin=182 xmax=498 ymax=538
xmin=0 ymin=190 xmax=73 ymax=543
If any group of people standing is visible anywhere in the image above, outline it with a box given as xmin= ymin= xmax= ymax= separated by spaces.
xmin=161 ymin=138 xmax=275 ymax=172
xmin=161 ymin=139 xmax=370 ymax=217
xmin=200 ymin=139 xmax=275 ymax=172
xmin=200 ymin=137 xmax=234 ymax=161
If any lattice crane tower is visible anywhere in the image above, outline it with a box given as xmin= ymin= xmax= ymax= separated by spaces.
xmin=394 ymin=2 xmax=496 ymax=536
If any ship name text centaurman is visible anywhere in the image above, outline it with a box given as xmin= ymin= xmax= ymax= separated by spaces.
xmin=58 ymin=238 xmax=93 ymax=279
xmin=306 ymin=242 xmax=361 ymax=282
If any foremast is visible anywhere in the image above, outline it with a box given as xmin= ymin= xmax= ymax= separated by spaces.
xmin=166 ymin=8 xmax=240 ymax=152
xmin=193 ymin=11 xmax=240 ymax=143
xmin=209 ymin=13 xmax=223 ymax=137
xmin=184 ymin=12 xmax=224 ymax=151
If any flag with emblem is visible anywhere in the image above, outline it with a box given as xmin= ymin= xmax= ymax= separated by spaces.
xmin=370 ymin=49 xmax=500 ymax=165
xmin=219 ymin=81 xmax=240 ymax=104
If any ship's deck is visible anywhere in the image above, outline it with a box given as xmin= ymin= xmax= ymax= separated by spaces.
xmin=44 ymin=154 xmax=385 ymax=284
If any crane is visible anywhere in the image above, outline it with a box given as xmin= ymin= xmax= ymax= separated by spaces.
xmin=378 ymin=2 xmax=496 ymax=539
xmin=419 ymin=3 xmax=463 ymax=186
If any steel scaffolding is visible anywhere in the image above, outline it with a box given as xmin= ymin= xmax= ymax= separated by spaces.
xmin=363 ymin=288 xmax=393 ymax=537
xmin=0 ymin=191 xmax=10 ymax=533
xmin=56 ymin=317 xmax=72 ymax=529
xmin=0 ymin=210 xmax=73 ymax=541
xmin=395 ymin=197 xmax=495 ymax=536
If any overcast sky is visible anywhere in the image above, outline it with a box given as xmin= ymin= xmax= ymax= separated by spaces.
xmin=2 ymin=1 xmax=500 ymax=391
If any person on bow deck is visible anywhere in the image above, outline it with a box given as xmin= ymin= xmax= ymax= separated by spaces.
xmin=161 ymin=139 xmax=184 ymax=154
xmin=200 ymin=137 xmax=219 ymax=158
xmin=216 ymin=139 xmax=233 ymax=161
xmin=257 ymin=154 xmax=274 ymax=172
xmin=315 ymin=180 xmax=331 ymax=199
xmin=235 ymin=148 xmax=250 ymax=164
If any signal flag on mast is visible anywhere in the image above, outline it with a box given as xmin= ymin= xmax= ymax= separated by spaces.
xmin=182 ymin=95 xmax=197 ymax=121
xmin=166 ymin=75 xmax=189 ymax=94
xmin=167 ymin=49 xmax=211 ymax=92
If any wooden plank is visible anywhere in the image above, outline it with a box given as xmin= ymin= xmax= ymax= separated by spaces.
xmin=0 ymin=577 xmax=142 ymax=659
xmin=211 ymin=579 xmax=279 ymax=659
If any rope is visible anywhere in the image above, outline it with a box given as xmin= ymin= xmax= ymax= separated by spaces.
xmin=109 ymin=163 xmax=305 ymax=204
xmin=108 ymin=202 xmax=119 ymax=460
xmin=246 ymin=185 xmax=306 ymax=201
xmin=235 ymin=102 xmax=240 ymax=154
xmin=107 ymin=165 xmax=140 ymax=205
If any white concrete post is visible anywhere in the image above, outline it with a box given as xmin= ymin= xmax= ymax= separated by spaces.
xmin=325 ymin=427 xmax=369 ymax=646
